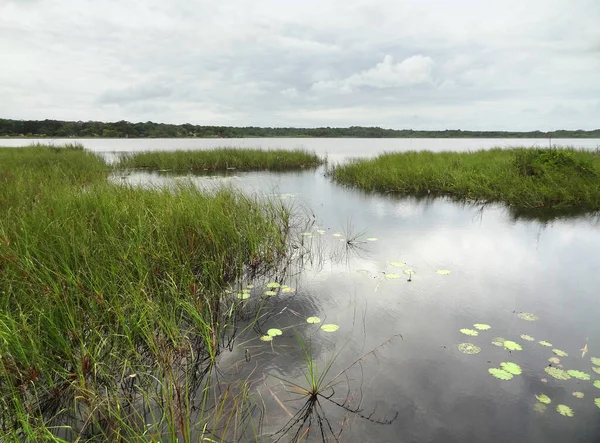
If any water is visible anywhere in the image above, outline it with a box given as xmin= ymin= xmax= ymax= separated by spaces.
xmin=11 ymin=138 xmax=600 ymax=441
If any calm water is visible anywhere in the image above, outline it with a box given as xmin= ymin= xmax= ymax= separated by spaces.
xmin=12 ymin=138 xmax=600 ymax=442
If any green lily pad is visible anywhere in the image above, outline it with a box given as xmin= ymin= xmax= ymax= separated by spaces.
xmin=317 ymin=230 xmax=326 ymax=234
xmin=517 ymin=312 xmax=539 ymax=321
xmin=460 ymin=329 xmax=479 ymax=337
xmin=266 ymin=282 xmax=281 ymax=288
xmin=458 ymin=343 xmax=481 ymax=355
xmin=591 ymin=357 xmax=600 ymax=366
xmin=403 ymin=269 xmax=416 ymax=275
xmin=332 ymin=233 xmax=343 ymax=237
xmin=545 ymin=367 xmax=571 ymax=380
xmin=548 ymin=357 xmax=560 ymax=365
xmin=489 ymin=368 xmax=513 ymax=380
xmin=260 ymin=335 xmax=273 ymax=342
xmin=533 ymin=403 xmax=547 ymax=413
xmin=556 ymin=405 xmax=574 ymax=417
xmin=366 ymin=237 xmax=377 ymax=241
xmin=267 ymin=328 xmax=283 ymax=337
xmin=536 ymin=394 xmax=551 ymax=404
xmin=306 ymin=316 xmax=321 ymax=324
xmin=567 ymin=370 xmax=590 ymax=381
xmin=473 ymin=324 xmax=491 ymax=331
xmin=264 ymin=291 xmax=278 ymax=296
xmin=553 ymin=349 xmax=568 ymax=357
xmin=436 ymin=270 xmax=451 ymax=275
xmin=539 ymin=341 xmax=552 ymax=347
xmin=246 ymin=285 xmax=254 ymax=289
xmin=592 ymin=367 xmax=600 ymax=375
xmin=595 ymin=398 xmax=600 ymax=409
xmin=390 ymin=262 xmax=406 ymax=267
xmin=572 ymin=392 xmax=584 ymax=399
xmin=520 ymin=334 xmax=535 ymax=341
xmin=593 ymin=380 xmax=600 ymax=389
xmin=491 ymin=337 xmax=506 ymax=347
xmin=504 ymin=341 xmax=522 ymax=351
xmin=281 ymin=287 xmax=296 ymax=293
xmin=321 ymin=324 xmax=340 ymax=333
xmin=237 ymin=292 xmax=250 ymax=300
xmin=385 ymin=273 xmax=402 ymax=279
xmin=501 ymin=362 xmax=522 ymax=375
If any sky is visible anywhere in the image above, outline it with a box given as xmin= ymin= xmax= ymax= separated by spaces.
xmin=1 ymin=0 xmax=599 ymax=130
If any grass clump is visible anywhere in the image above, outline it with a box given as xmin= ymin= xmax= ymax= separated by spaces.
xmin=117 ymin=148 xmax=324 ymax=171
xmin=329 ymin=147 xmax=600 ymax=210
xmin=0 ymin=145 xmax=295 ymax=441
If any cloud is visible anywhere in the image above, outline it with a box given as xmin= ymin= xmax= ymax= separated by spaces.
xmin=280 ymin=87 xmax=299 ymax=99
xmin=98 ymin=85 xmax=173 ymax=104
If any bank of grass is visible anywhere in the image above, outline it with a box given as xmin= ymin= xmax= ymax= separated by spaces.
xmin=0 ymin=145 xmax=293 ymax=441
xmin=329 ymin=147 xmax=600 ymax=210
xmin=117 ymin=147 xmax=324 ymax=171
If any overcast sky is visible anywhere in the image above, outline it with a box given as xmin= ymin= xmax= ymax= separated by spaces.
xmin=1 ymin=0 xmax=599 ymax=130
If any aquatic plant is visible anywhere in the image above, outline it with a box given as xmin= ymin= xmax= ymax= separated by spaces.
xmin=436 ymin=270 xmax=451 ymax=275
xmin=520 ymin=334 xmax=535 ymax=341
xmin=473 ymin=324 xmax=491 ymax=331
xmin=572 ymin=392 xmax=584 ymax=399
xmin=591 ymin=357 xmax=600 ymax=366
xmin=306 ymin=317 xmax=321 ymax=324
xmin=460 ymin=329 xmax=479 ymax=337
xmin=320 ymin=324 xmax=340 ymax=333
xmin=500 ymin=362 xmax=522 ymax=375
xmin=536 ymin=394 xmax=551 ymax=404
xmin=539 ymin=341 xmax=552 ymax=347
xmin=489 ymin=368 xmax=513 ymax=380
xmin=595 ymin=398 xmax=600 ymax=409
xmin=593 ymin=380 xmax=600 ymax=389
xmin=545 ymin=367 xmax=571 ymax=380
xmin=556 ymin=405 xmax=574 ymax=417
xmin=457 ymin=343 xmax=481 ymax=355
xmin=517 ymin=312 xmax=539 ymax=321
xmin=566 ymin=370 xmax=590 ymax=381
xmin=503 ymin=341 xmax=522 ymax=351
xmin=267 ymin=328 xmax=283 ymax=337
xmin=553 ymin=349 xmax=568 ymax=357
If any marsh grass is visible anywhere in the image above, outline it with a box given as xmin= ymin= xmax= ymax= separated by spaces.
xmin=329 ymin=147 xmax=600 ymax=210
xmin=117 ymin=148 xmax=324 ymax=172
xmin=0 ymin=145 xmax=298 ymax=441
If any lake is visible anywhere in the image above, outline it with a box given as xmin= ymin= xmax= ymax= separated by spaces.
xmin=10 ymin=138 xmax=600 ymax=442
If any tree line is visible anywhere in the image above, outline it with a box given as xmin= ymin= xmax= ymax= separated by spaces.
xmin=1 ymin=118 xmax=599 ymax=139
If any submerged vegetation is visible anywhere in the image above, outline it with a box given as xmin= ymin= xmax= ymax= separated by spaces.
xmin=117 ymin=148 xmax=323 ymax=171
xmin=329 ymin=148 xmax=600 ymax=210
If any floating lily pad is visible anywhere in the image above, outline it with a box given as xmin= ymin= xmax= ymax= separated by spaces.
xmin=473 ymin=324 xmax=491 ymax=331
xmin=264 ymin=291 xmax=278 ymax=296
xmin=242 ymin=288 xmax=251 ymax=293
xmin=504 ymin=341 xmax=522 ymax=351
xmin=592 ymin=367 xmax=600 ymax=375
xmin=533 ymin=403 xmax=547 ymax=413
xmin=545 ymin=367 xmax=571 ymax=380
xmin=536 ymin=394 xmax=551 ymax=404
xmin=436 ymin=270 xmax=451 ymax=275
xmin=567 ymin=370 xmax=590 ymax=381
xmin=593 ymin=380 xmax=600 ymax=389
xmin=517 ymin=312 xmax=539 ymax=321
xmin=267 ymin=328 xmax=282 ymax=337
xmin=556 ymin=405 xmax=574 ymax=417
xmin=460 ymin=329 xmax=479 ymax=337
xmin=281 ymin=287 xmax=296 ymax=293
xmin=266 ymin=282 xmax=281 ymax=288
xmin=390 ymin=262 xmax=406 ymax=267
xmin=491 ymin=337 xmax=506 ymax=347
xmin=321 ymin=324 xmax=340 ymax=333
xmin=548 ymin=357 xmax=560 ymax=365
xmin=366 ymin=238 xmax=377 ymax=241
xmin=385 ymin=273 xmax=402 ymax=279
xmin=317 ymin=230 xmax=326 ymax=234
xmin=260 ymin=335 xmax=273 ymax=342
xmin=572 ymin=392 xmax=585 ymax=399
xmin=521 ymin=334 xmax=535 ymax=341
xmin=595 ymin=398 xmax=600 ymax=409
xmin=591 ymin=357 xmax=600 ymax=366
xmin=403 ymin=269 xmax=416 ymax=275
xmin=553 ymin=349 xmax=568 ymax=357
xmin=501 ymin=362 xmax=522 ymax=375
xmin=489 ymin=368 xmax=513 ymax=380
xmin=332 ymin=233 xmax=343 ymax=237
xmin=306 ymin=316 xmax=321 ymax=324
xmin=458 ymin=343 xmax=481 ymax=354
xmin=539 ymin=341 xmax=552 ymax=347
xmin=237 ymin=292 xmax=250 ymax=300
xmin=246 ymin=285 xmax=254 ymax=289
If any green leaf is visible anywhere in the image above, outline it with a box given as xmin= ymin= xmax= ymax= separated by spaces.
xmin=460 ymin=329 xmax=479 ymax=337
xmin=595 ymin=398 xmax=600 ymax=409
xmin=548 ymin=357 xmax=560 ymax=364
xmin=264 ymin=290 xmax=277 ymax=296
xmin=572 ymin=391 xmax=584 ymax=399
xmin=320 ymin=324 xmax=339 ymax=333
xmin=553 ymin=349 xmax=568 ymax=357
xmin=436 ymin=270 xmax=451 ymax=275
xmin=593 ymin=380 xmax=600 ymax=389
xmin=246 ymin=285 xmax=254 ymax=289
xmin=260 ymin=335 xmax=273 ymax=342
xmin=488 ymin=368 xmax=513 ymax=380
xmin=281 ymin=287 xmax=295 ymax=293
xmin=517 ymin=312 xmax=539 ymax=321
xmin=385 ymin=273 xmax=402 ymax=279
xmin=503 ymin=340 xmax=522 ymax=351
xmin=591 ymin=357 xmax=600 ymax=366
xmin=317 ymin=230 xmax=326 ymax=234
xmin=567 ymin=370 xmax=590 ymax=381
xmin=306 ymin=316 xmax=321 ymax=324
xmin=390 ymin=262 xmax=405 ymax=267
xmin=491 ymin=337 xmax=506 ymax=347
xmin=545 ymin=367 xmax=571 ymax=380
xmin=533 ymin=403 xmax=547 ymax=413
xmin=520 ymin=334 xmax=535 ymax=341
xmin=556 ymin=405 xmax=574 ymax=417
xmin=267 ymin=328 xmax=282 ymax=337
xmin=457 ymin=343 xmax=481 ymax=354
xmin=500 ymin=362 xmax=522 ymax=375
xmin=473 ymin=324 xmax=491 ymax=331
xmin=266 ymin=282 xmax=281 ymax=288
xmin=592 ymin=367 xmax=600 ymax=375
xmin=538 ymin=341 xmax=552 ymax=347
xmin=366 ymin=237 xmax=377 ymax=241
xmin=535 ymin=394 xmax=551 ymax=404
xmin=332 ymin=233 xmax=343 ymax=237
xmin=237 ymin=292 xmax=250 ymax=300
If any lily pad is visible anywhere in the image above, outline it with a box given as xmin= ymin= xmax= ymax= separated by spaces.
xmin=332 ymin=233 xmax=343 ymax=237
xmin=591 ymin=357 xmax=600 ymax=366
xmin=520 ymin=334 xmax=535 ymax=341
xmin=473 ymin=324 xmax=491 ymax=331
xmin=489 ymin=368 xmax=513 ymax=380
xmin=264 ymin=291 xmax=278 ymax=296
xmin=592 ymin=367 xmax=600 ymax=375
xmin=501 ymin=362 xmax=522 ymax=375
xmin=266 ymin=282 xmax=281 ymax=288
xmin=267 ymin=328 xmax=283 ymax=337
xmin=246 ymin=285 xmax=254 ymax=289
xmin=458 ymin=343 xmax=481 ymax=355
xmin=436 ymin=270 xmax=451 ymax=275
xmin=556 ymin=405 xmax=574 ymax=417
xmin=390 ymin=262 xmax=406 ymax=267
xmin=460 ymin=329 xmax=479 ymax=337
xmin=403 ymin=269 xmax=416 ymax=275
xmin=533 ymin=403 xmax=547 ymax=413
xmin=545 ymin=367 xmax=571 ymax=380
xmin=539 ymin=341 xmax=552 ymax=347
xmin=548 ymin=357 xmax=560 ymax=365
xmin=536 ymin=394 xmax=551 ymax=404
xmin=517 ymin=312 xmax=539 ymax=321
xmin=237 ymin=292 xmax=250 ymax=300
xmin=385 ymin=273 xmax=402 ymax=279
xmin=572 ymin=392 xmax=584 ymax=399
xmin=567 ymin=370 xmax=590 ymax=381
xmin=593 ymin=380 xmax=600 ymax=389
xmin=317 ymin=230 xmax=326 ymax=234
xmin=260 ymin=335 xmax=273 ymax=342
xmin=595 ymin=398 xmax=600 ymax=409
xmin=504 ymin=341 xmax=522 ymax=351
xmin=306 ymin=316 xmax=321 ymax=324
xmin=366 ymin=238 xmax=378 ymax=241
xmin=553 ymin=349 xmax=568 ymax=357
xmin=491 ymin=337 xmax=506 ymax=347
xmin=320 ymin=324 xmax=340 ymax=333
xmin=281 ymin=287 xmax=296 ymax=293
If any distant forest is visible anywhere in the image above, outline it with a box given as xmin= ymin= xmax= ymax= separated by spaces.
xmin=1 ymin=118 xmax=599 ymax=139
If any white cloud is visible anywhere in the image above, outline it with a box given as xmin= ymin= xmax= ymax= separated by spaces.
xmin=280 ymin=87 xmax=299 ymax=99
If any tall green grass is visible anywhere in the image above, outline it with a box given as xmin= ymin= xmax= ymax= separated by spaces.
xmin=329 ymin=148 xmax=600 ymax=210
xmin=117 ymin=148 xmax=324 ymax=172
xmin=0 ymin=145 xmax=295 ymax=441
